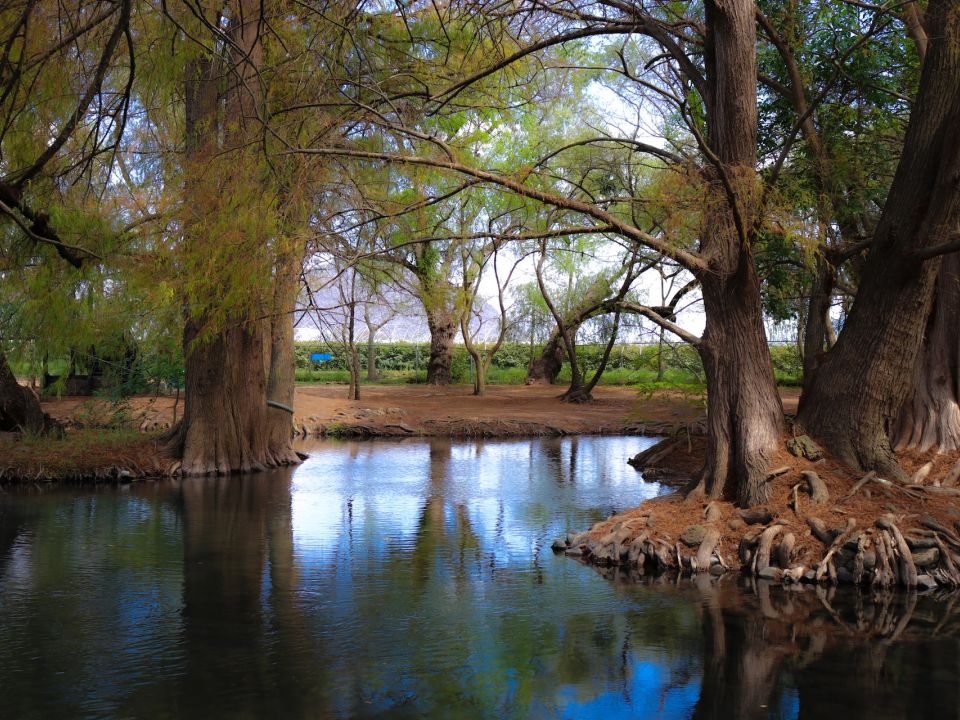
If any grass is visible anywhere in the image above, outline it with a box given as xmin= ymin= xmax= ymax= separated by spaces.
xmin=294 ymin=360 xmax=802 ymax=391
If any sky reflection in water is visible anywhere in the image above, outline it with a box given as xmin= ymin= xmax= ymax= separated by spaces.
xmin=1 ymin=436 xmax=959 ymax=719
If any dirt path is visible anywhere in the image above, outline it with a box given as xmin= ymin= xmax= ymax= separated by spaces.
xmin=40 ymin=383 xmax=800 ymax=437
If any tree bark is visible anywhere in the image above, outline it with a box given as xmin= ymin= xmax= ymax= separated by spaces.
xmin=893 ymin=252 xmax=960 ymax=452
xmin=365 ymin=330 xmax=379 ymax=381
xmin=175 ymin=0 xmax=296 ymax=474
xmin=564 ymin=310 xmax=622 ymax=404
xmin=526 ymin=328 xmax=565 ymax=384
xmin=686 ymin=0 xmax=784 ymax=507
xmin=266 ymin=256 xmax=301 ymax=465
xmin=797 ymin=0 xmax=960 ymax=477
xmin=0 ymin=351 xmax=60 ymax=435
xmin=346 ymin=300 xmax=361 ymax=401
xmin=176 ymin=318 xmax=276 ymax=475
xmin=425 ymin=309 xmax=457 ymax=385
xmin=800 ymin=257 xmax=835 ymax=401
xmin=694 ymin=255 xmax=784 ymax=506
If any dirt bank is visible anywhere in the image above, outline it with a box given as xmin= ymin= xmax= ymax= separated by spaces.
xmin=39 ymin=383 xmax=722 ymax=438
xmin=560 ymin=432 xmax=960 ymax=591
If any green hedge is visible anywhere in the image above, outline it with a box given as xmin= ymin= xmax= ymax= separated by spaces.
xmin=294 ymin=341 xmax=804 ymax=387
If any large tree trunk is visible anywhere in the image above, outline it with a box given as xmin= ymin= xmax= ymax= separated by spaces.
xmin=266 ymin=259 xmax=301 ymax=465
xmin=175 ymin=1 xmax=293 ymax=475
xmin=694 ymin=255 xmax=784 ymax=506
xmin=686 ymin=0 xmax=784 ymax=507
xmin=0 ymin=351 xmax=60 ymax=435
xmin=893 ymin=253 xmax=960 ymax=452
xmin=797 ymin=0 xmax=960 ymax=477
xmin=425 ymin=309 xmax=457 ymax=385
xmin=526 ymin=328 xmax=565 ymax=384
xmin=175 ymin=319 xmax=276 ymax=475
xmin=178 ymin=319 xmax=278 ymax=475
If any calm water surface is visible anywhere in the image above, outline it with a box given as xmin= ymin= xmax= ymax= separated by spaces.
xmin=1 ymin=436 xmax=959 ymax=719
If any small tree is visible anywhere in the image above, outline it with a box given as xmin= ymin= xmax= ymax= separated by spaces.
xmin=459 ymin=240 xmax=521 ymax=396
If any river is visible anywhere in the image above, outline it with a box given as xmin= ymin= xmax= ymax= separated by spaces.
xmin=1 ymin=436 xmax=958 ymax=719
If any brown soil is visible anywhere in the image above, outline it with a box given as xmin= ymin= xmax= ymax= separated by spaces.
xmin=0 ymin=382 xmax=794 ymax=484
xmin=576 ymin=431 xmax=960 ymax=587
xmin=39 ymin=383 xmax=712 ymax=438
xmin=0 ymin=430 xmax=168 ymax=483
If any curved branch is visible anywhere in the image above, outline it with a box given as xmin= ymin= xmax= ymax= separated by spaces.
xmin=6 ymin=0 xmax=132 ymax=188
xmin=616 ymin=300 xmax=701 ymax=346
xmin=284 ymin=145 xmax=707 ymax=274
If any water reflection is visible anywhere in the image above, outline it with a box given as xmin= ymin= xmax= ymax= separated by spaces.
xmin=2 ymin=437 xmax=960 ymax=718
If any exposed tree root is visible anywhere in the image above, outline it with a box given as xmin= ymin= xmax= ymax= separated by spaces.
xmin=560 ymin=432 xmax=960 ymax=590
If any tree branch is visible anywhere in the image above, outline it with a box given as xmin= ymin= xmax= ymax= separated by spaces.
xmin=283 ymin=145 xmax=707 ymax=274
xmin=616 ymin=301 xmax=701 ymax=346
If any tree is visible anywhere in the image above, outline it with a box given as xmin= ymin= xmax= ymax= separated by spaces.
xmin=289 ymin=0 xmax=792 ymax=505
xmin=526 ymin=241 xmax=644 ymax=386
xmin=459 ymin=240 xmax=520 ymax=396
xmin=797 ymin=0 xmax=960 ymax=477
xmin=167 ymin=0 xmax=300 ymax=474
xmin=893 ymin=253 xmax=960 ymax=452
xmin=0 ymin=0 xmax=134 ymax=435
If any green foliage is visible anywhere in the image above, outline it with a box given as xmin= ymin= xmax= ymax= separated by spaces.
xmin=770 ymin=345 xmax=804 ymax=386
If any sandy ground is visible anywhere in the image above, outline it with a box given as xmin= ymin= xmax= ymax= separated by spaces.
xmin=40 ymin=382 xmax=801 ymax=437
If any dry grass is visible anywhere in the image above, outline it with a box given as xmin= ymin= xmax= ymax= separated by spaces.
xmin=0 ymin=429 xmax=171 ymax=482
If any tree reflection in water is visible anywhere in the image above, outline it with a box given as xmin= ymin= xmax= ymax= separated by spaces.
xmin=600 ymin=564 xmax=960 ymax=719
xmin=3 ymin=438 xmax=960 ymax=718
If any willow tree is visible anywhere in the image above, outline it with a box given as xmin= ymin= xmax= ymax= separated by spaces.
xmin=165 ymin=0 xmax=304 ymax=474
xmin=0 ymin=0 xmax=135 ymax=433
xmin=287 ymin=0 xmax=789 ymax=505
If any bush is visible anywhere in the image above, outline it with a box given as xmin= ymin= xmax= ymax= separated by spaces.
xmin=769 ymin=344 xmax=803 ymax=386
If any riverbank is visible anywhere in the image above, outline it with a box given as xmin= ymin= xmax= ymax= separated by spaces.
xmin=38 ymin=383 xmax=721 ymax=439
xmin=0 ymin=429 xmax=169 ymax=483
xmin=561 ymin=432 xmax=960 ymax=591
xmin=4 ymin=383 xmax=698 ymax=482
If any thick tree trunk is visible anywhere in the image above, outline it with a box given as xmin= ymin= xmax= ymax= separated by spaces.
xmin=176 ymin=319 xmax=276 ymax=475
xmin=266 ymin=263 xmax=301 ymax=465
xmin=893 ymin=253 xmax=960 ymax=452
xmin=174 ymin=0 xmax=294 ymax=475
xmin=425 ymin=310 xmax=456 ymax=385
xmin=797 ymin=0 xmax=960 ymax=477
xmin=526 ymin=328 xmax=565 ymax=384
xmin=693 ymin=257 xmax=784 ymax=506
xmin=0 ymin=351 xmax=60 ymax=435
xmin=685 ymin=0 xmax=783 ymax=507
